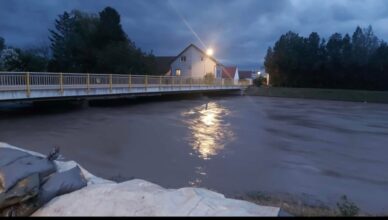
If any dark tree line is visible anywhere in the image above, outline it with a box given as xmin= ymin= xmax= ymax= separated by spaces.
xmin=1 ymin=7 xmax=157 ymax=75
xmin=0 ymin=36 xmax=50 ymax=72
xmin=48 ymin=7 xmax=156 ymax=74
xmin=265 ymin=26 xmax=388 ymax=91
xmin=0 ymin=37 xmax=4 ymax=51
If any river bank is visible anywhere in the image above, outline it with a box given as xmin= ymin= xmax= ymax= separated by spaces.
xmin=245 ymin=86 xmax=388 ymax=104
xmin=0 ymin=142 xmax=281 ymax=216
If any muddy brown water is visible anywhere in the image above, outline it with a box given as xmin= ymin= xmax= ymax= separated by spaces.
xmin=0 ymin=95 xmax=387 ymax=214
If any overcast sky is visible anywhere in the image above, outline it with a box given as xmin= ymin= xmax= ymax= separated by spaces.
xmin=0 ymin=0 xmax=388 ymax=70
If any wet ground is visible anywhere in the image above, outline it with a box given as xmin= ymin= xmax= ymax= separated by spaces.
xmin=0 ymin=95 xmax=387 ymax=214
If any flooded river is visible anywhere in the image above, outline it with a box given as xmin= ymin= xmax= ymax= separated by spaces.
xmin=0 ymin=95 xmax=387 ymax=214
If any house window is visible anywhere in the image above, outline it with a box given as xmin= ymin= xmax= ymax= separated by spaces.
xmin=175 ymin=69 xmax=181 ymax=76
xmin=201 ymin=56 xmax=204 ymax=61
xmin=180 ymin=56 xmax=186 ymax=62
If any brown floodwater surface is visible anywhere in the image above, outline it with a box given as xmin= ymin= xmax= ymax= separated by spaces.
xmin=0 ymin=95 xmax=388 ymax=214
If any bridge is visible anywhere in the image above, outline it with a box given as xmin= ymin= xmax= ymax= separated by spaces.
xmin=0 ymin=72 xmax=245 ymax=102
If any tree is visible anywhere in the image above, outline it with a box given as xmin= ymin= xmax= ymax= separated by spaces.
xmin=0 ymin=48 xmax=22 ymax=71
xmin=96 ymin=7 xmax=127 ymax=48
xmin=18 ymin=49 xmax=49 ymax=71
xmin=48 ymin=7 xmax=157 ymax=74
xmin=94 ymin=7 xmax=133 ymax=73
xmin=303 ymin=32 xmax=322 ymax=86
xmin=369 ymin=42 xmax=388 ymax=90
xmin=264 ymin=25 xmax=388 ymax=90
xmin=70 ymin=10 xmax=100 ymax=72
xmin=0 ymin=37 xmax=4 ymax=51
xmin=264 ymin=31 xmax=305 ymax=87
xmin=48 ymin=11 xmax=76 ymax=72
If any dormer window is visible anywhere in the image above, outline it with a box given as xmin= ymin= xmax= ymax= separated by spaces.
xmin=180 ymin=56 xmax=186 ymax=62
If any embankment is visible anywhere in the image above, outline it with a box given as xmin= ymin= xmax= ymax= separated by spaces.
xmin=246 ymin=87 xmax=388 ymax=103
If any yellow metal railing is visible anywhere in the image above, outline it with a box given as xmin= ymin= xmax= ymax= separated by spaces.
xmin=0 ymin=72 xmax=242 ymax=96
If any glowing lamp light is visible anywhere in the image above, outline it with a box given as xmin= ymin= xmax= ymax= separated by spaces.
xmin=206 ymin=48 xmax=214 ymax=56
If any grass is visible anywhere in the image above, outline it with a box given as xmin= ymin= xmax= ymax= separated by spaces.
xmin=245 ymin=86 xmax=388 ymax=104
xmin=234 ymin=192 xmax=366 ymax=217
xmin=234 ymin=192 xmax=337 ymax=217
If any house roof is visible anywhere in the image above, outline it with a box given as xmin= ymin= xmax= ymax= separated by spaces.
xmin=239 ymin=70 xmax=255 ymax=79
xmin=154 ymin=56 xmax=175 ymax=75
xmin=171 ymin=44 xmax=220 ymax=64
xmin=222 ymin=66 xmax=237 ymax=79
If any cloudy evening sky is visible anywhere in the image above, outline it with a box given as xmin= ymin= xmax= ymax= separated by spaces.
xmin=1 ymin=0 xmax=388 ymax=70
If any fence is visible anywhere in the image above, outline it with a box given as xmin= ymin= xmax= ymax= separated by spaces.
xmin=0 ymin=72 xmax=241 ymax=97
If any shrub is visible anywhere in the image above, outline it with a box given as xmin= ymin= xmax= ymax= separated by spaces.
xmin=253 ymin=76 xmax=267 ymax=87
xmin=336 ymin=195 xmax=360 ymax=216
xmin=204 ymin=72 xmax=215 ymax=84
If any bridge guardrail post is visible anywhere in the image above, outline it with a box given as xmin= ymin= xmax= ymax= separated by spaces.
xmin=60 ymin=73 xmax=64 ymax=95
xmin=128 ymin=74 xmax=131 ymax=89
xmin=172 ymin=76 xmax=174 ymax=90
xmin=159 ymin=76 xmax=162 ymax=91
xmin=87 ymin=73 xmax=90 ymax=94
xmin=25 ymin=72 xmax=31 ymax=98
xmin=109 ymin=74 xmax=113 ymax=93
xmin=145 ymin=75 xmax=148 ymax=91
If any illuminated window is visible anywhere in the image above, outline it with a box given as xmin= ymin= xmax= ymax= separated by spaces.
xmin=175 ymin=69 xmax=181 ymax=76
xmin=181 ymin=56 xmax=186 ymax=62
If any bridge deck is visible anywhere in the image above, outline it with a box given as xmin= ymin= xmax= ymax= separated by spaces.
xmin=0 ymin=72 xmax=245 ymax=102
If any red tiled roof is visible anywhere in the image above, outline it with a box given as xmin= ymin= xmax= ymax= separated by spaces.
xmin=222 ymin=66 xmax=237 ymax=79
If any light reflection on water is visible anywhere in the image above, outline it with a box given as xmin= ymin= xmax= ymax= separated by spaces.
xmin=182 ymin=101 xmax=235 ymax=187
xmin=182 ymin=102 xmax=235 ymax=160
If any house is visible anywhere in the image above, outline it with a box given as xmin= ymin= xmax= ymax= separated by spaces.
xmin=238 ymin=70 xmax=256 ymax=85
xmin=221 ymin=66 xmax=239 ymax=84
xmin=169 ymin=44 xmax=223 ymax=79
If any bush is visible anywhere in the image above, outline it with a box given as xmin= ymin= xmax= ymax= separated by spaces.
xmin=253 ymin=76 xmax=266 ymax=87
xmin=336 ymin=195 xmax=360 ymax=216
xmin=204 ymin=72 xmax=215 ymax=84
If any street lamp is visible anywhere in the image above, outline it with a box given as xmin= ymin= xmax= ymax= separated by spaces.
xmin=206 ymin=48 xmax=214 ymax=56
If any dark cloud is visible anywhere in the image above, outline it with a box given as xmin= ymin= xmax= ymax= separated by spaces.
xmin=0 ymin=0 xmax=387 ymax=70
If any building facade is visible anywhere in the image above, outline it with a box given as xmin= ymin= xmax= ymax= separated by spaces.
xmin=221 ymin=66 xmax=239 ymax=84
xmin=170 ymin=44 xmax=222 ymax=79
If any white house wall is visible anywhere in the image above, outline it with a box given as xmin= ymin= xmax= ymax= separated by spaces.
xmin=234 ymin=68 xmax=239 ymax=82
xmin=171 ymin=46 xmax=218 ymax=79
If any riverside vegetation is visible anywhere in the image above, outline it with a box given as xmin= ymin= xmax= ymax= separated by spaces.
xmin=236 ymin=192 xmax=361 ymax=216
